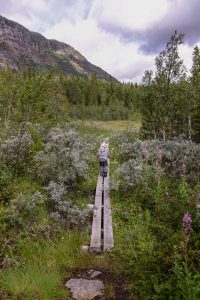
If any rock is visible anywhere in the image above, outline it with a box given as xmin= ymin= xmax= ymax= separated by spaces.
xmin=90 ymin=270 xmax=102 ymax=278
xmin=88 ymin=269 xmax=102 ymax=278
xmin=88 ymin=204 xmax=94 ymax=209
xmin=90 ymin=271 xmax=101 ymax=278
xmin=66 ymin=278 xmax=104 ymax=300
xmin=81 ymin=245 xmax=89 ymax=252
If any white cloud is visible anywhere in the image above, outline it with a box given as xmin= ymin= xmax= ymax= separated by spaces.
xmin=43 ymin=16 xmax=155 ymax=82
xmin=90 ymin=0 xmax=170 ymax=32
xmin=1 ymin=0 xmax=200 ymax=82
xmin=179 ymin=44 xmax=193 ymax=73
xmin=43 ymin=0 xmax=162 ymax=82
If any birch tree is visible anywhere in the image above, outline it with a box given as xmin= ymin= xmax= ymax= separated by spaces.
xmin=154 ymin=31 xmax=186 ymax=141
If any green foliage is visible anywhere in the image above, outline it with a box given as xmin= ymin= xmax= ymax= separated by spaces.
xmin=0 ymin=232 xmax=89 ymax=300
xmin=0 ymin=67 xmax=142 ymax=129
xmin=1 ymin=265 xmax=67 ymax=300
xmin=3 ymin=191 xmax=45 ymax=228
xmin=191 ymin=45 xmax=200 ymax=142
xmin=118 ymin=138 xmax=200 ymax=185
xmin=1 ymin=31 xmax=200 ymax=300
xmin=153 ymin=259 xmax=200 ymax=300
xmin=1 ymin=130 xmax=34 ymax=175
xmin=0 ymin=162 xmax=12 ymax=200
xmin=64 ymin=76 xmax=140 ymax=120
xmin=46 ymin=181 xmax=91 ymax=228
xmin=108 ymin=131 xmax=200 ymax=299
xmin=34 ymin=127 xmax=94 ymax=187
xmin=192 ymin=105 xmax=200 ymax=142
xmin=191 ymin=45 xmax=200 ymax=87
xmin=0 ymin=69 xmax=69 ymax=128
xmin=140 ymin=32 xmax=200 ymax=141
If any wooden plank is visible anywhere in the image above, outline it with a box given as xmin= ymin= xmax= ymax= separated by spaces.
xmin=103 ymin=165 xmax=114 ymax=252
xmin=90 ymin=174 xmax=103 ymax=253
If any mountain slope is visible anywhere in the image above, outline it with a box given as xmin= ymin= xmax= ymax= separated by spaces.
xmin=0 ymin=15 xmax=116 ymax=80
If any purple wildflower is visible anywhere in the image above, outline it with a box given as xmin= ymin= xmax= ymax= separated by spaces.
xmin=183 ymin=213 xmax=193 ymax=235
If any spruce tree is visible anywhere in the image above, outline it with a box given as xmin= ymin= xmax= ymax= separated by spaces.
xmin=191 ymin=45 xmax=200 ymax=142
xmin=141 ymin=70 xmax=159 ymax=138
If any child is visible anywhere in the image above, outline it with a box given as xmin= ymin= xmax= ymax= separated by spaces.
xmin=97 ymin=141 xmax=109 ymax=177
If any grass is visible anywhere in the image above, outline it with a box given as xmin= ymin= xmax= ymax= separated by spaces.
xmin=80 ymin=112 xmax=141 ymax=133
xmin=104 ymin=283 xmax=115 ymax=298
xmin=7 ymin=177 xmax=43 ymax=199
xmin=0 ymin=231 xmax=98 ymax=299
xmin=84 ymin=118 xmax=141 ymax=132
xmin=0 ymin=121 xmax=141 ymax=300
xmin=1 ymin=266 xmax=67 ymax=300
xmin=0 ymin=229 xmax=112 ymax=299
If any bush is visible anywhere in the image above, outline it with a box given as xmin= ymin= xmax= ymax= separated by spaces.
xmin=118 ymin=138 xmax=200 ymax=185
xmin=3 ymin=191 xmax=45 ymax=228
xmin=110 ymin=136 xmax=200 ymax=299
xmin=0 ymin=162 xmax=12 ymax=200
xmin=0 ymin=131 xmax=34 ymax=174
xmin=34 ymin=127 xmax=94 ymax=187
xmin=46 ymin=181 xmax=89 ymax=228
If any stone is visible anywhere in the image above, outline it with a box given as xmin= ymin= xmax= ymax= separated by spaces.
xmin=90 ymin=270 xmax=102 ymax=279
xmin=66 ymin=278 xmax=104 ymax=300
xmin=88 ymin=204 xmax=94 ymax=209
xmin=81 ymin=245 xmax=89 ymax=252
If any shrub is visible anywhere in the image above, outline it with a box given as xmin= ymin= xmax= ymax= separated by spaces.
xmin=118 ymin=138 xmax=200 ymax=186
xmin=0 ymin=131 xmax=34 ymax=174
xmin=34 ymin=127 xmax=94 ymax=187
xmin=111 ymin=137 xmax=200 ymax=298
xmin=0 ymin=162 xmax=12 ymax=200
xmin=3 ymin=191 xmax=45 ymax=228
xmin=46 ymin=181 xmax=90 ymax=228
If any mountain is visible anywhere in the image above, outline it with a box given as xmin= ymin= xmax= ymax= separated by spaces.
xmin=0 ymin=15 xmax=116 ymax=80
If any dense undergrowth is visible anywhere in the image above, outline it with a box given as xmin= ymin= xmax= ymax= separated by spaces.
xmin=109 ymin=132 xmax=200 ymax=299
xmin=0 ymin=119 xmax=199 ymax=299
xmin=0 ymin=121 xmax=107 ymax=299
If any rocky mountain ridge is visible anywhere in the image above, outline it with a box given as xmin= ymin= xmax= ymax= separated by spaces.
xmin=0 ymin=15 xmax=116 ymax=80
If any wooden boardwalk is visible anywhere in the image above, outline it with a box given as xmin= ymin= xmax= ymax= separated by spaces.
xmin=90 ymin=160 xmax=114 ymax=253
xmin=103 ymin=166 xmax=114 ymax=251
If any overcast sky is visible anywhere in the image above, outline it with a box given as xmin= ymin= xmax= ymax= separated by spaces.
xmin=1 ymin=0 xmax=200 ymax=82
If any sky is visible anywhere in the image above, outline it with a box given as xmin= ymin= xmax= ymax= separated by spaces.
xmin=1 ymin=0 xmax=200 ymax=82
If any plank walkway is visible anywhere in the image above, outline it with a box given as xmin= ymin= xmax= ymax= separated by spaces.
xmin=90 ymin=174 xmax=103 ymax=253
xmin=90 ymin=160 xmax=114 ymax=253
xmin=103 ymin=165 xmax=114 ymax=251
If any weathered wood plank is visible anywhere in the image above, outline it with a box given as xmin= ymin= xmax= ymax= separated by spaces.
xmin=90 ymin=174 xmax=103 ymax=253
xmin=103 ymin=167 xmax=114 ymax=252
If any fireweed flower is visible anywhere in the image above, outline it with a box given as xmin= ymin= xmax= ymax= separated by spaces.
xmin=183 ymin=213 xmax=193 ymax=235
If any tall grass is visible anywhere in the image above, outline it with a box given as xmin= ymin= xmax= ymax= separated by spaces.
xmin=0 ymin=231 xmax=94 ymax=299
xmin=1 ymin=266 xmax=66 ymax=300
